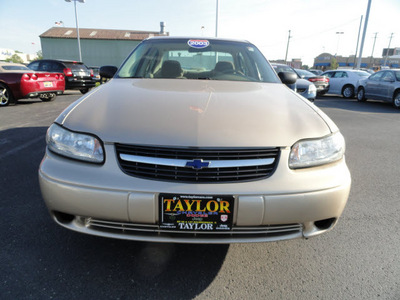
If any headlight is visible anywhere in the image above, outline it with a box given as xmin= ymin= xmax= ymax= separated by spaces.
xmin=289 ymin=132 xmax=345 ymax=169
xmin=47 ymin=123 xmax=104 ymax=163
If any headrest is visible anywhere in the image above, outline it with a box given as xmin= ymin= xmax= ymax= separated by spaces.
xmin=161 ymin=60 xmax=183 ymax=78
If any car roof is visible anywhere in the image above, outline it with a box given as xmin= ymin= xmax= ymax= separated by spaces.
xmin=324 ymin=69 xmax=364 ymax=72
xmin=0 ymin=61 xmax=26 ymax=67
xmin=0 ymin=62 xmax=31 ymax=72
xmin=146 ymin=36 xmax=251 ymax=44
xmin=30 ymin=59 xmax=84 ymax=64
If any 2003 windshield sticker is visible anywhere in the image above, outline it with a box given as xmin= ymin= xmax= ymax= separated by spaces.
xmin=187 ymin=39 xmax=210 ymax=49
xmin=159 ymin=194 xmax=234 ymax=231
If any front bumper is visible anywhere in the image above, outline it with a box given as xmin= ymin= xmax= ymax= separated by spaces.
xmin=39 ymin=145 xmax=351 ymax=243
xmin=65 ymin=78 xmax=96 ymax=90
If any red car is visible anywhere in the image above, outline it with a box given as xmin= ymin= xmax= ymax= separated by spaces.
xmin=0 ymin=62 xmax=65 ymax=106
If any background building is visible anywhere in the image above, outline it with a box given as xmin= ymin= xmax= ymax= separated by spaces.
xmin=313 ymin=51 xmax=400 ymax=70
xmin=40 ymin=24 xmax=168 ymax=67
xmin=269 ymin=58 xmax=303 ymax=69
xmin=382 ymin=47 xmax=400 ymax=57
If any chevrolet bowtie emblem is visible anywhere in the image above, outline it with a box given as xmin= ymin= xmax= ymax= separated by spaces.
xmin=185 ymin=159 xmax=210 ymax=170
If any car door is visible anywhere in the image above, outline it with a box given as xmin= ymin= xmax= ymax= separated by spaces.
xmin=323 ymin=71 xmax=337 ymax=94
xmin=328 ymin=71 xmax=345 ymax=94
xmin=364 ymin=72 xmax=384 ymax=99
xmin=378 ymin=71 xmax=396 ymax=102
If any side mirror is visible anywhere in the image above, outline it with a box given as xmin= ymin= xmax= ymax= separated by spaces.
xmin=100 ymin=65 xmax=118 ymax=79
xmin=278 ymin=71 xmax=297 ymax=85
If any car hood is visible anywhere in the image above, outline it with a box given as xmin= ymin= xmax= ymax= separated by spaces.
xmin=57 ymin=79 xmax=336 ymax=147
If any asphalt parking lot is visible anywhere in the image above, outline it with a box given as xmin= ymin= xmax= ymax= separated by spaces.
xmin=1 ymin=91 xmax=399 ymax=300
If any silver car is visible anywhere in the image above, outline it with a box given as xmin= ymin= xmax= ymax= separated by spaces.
xmin=356 ymin=69 xmax=400 ymax=108
xmin=39 ymin=37 xmax=351 ymax=244
xmin=321 ymin=69 xmax=370 ymax=98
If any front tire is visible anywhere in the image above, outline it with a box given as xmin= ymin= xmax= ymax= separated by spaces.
xmin=80 ymin=88 xmax=90 ymax=94
xmin=393 ymin=91 xmax=400 ymax=109
xmin=342 ymin=85 xmax=355 ymax=98
xmin=357 ymin=87 xmax=366 ymax=102
xmin=0 ymin=83 xmax=14 ymax=106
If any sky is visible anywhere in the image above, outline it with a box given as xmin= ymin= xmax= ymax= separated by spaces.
xmin=0 ymin=0 xmax=399 ymax=66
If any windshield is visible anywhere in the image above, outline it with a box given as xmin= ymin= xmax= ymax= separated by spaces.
xmin=2 ymin=65 xmax=30 ymax=71
xmin=354 ymin=71 xmax=370 ymax=77
xmin=296 ymin=69 xmax=315 ymax=77
xmin=117 ymin=38 xmax=279 ymax=83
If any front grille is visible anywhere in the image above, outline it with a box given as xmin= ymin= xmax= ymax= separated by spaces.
xmin=115 ymin=144 xmax=280 ymax=183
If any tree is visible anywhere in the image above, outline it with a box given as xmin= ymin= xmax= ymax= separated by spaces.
xmin=5 ymin=54 xmax=24 ymax=64
xmin=330 ymin=57 xmax=339 ymax=70
xmin=36 ymin=50 xmax=43 ymax=60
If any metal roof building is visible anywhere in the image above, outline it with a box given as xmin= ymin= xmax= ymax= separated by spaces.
xmin=40 ymin=25 xmax=168 ymax=67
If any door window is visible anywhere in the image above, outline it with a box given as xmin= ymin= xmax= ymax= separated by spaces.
xmin=368 ymin=72 xmax=384 ymax=82
xmin=28 ymin=61 xmax=39 ymax=70
xmin=382 ymin=72 xmax=395 ymax=82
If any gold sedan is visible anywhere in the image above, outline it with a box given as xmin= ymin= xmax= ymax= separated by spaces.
xmin=39 ymin=37 xmax=351 ymax=243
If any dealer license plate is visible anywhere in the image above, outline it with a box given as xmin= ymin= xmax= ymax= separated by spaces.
xmin=44 ymin=81 xmax=53 ymax=87
xmin=159 ymin=194 xmax=234 ymax=231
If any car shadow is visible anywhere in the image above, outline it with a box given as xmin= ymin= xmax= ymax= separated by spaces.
xmin=315 ymin=95 xmax=400 ymax=114
xmin=1 ymin=126 xmax=229 ymax=300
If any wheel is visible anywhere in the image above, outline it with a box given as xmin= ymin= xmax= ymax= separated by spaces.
xmin=393 ymin=91 xmax=400 ymax=109
xmin=357 ymin=87 xmax=366 ymax=102
xmin=39 ymin=93 xmax=57 ymax=102
xmin=342 ymin=85 xmax=355 ymax=98
xmin=80 ymin=88 xmax=90 ymax=94
xmin=0 ymin=83 xmax=14 ymax=106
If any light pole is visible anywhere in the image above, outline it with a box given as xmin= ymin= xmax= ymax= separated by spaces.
xmin=335 ymin=32 xmax=344 ymax=56
xmin=215 ymin=0 xmax=219 ymax=37
xmin=357 ymin=0 xmax=372 ymax=69
xmin=353 ymin=16 xmax=363 ymax=66
xmin=284 ymin=30 xmax=292 ymax=64
xmin=65 ymin=0 xmax=85 ymax=62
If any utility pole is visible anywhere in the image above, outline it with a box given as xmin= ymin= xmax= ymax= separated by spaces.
xmin=370 ymin=32 xmax=378 ymax=65
xmin=284 ymin=30 xmax=292 ymax=64
xmin=357 ymin=0 xmax=372 ymax=69
xmin=383 ymin=33 xmax=394 ymax=67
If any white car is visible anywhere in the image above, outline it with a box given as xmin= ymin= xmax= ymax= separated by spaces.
xmin=321 ymin=69 xmax=370 ymax=98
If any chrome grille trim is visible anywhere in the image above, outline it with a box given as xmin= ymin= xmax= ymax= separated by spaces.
xmin=85 ymin=218 xmax=302 ymax=236
xmin=119 ymin=154 xmax=275 ymax=168
xmin=115 ymin=144 xmax=280 ymax=183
